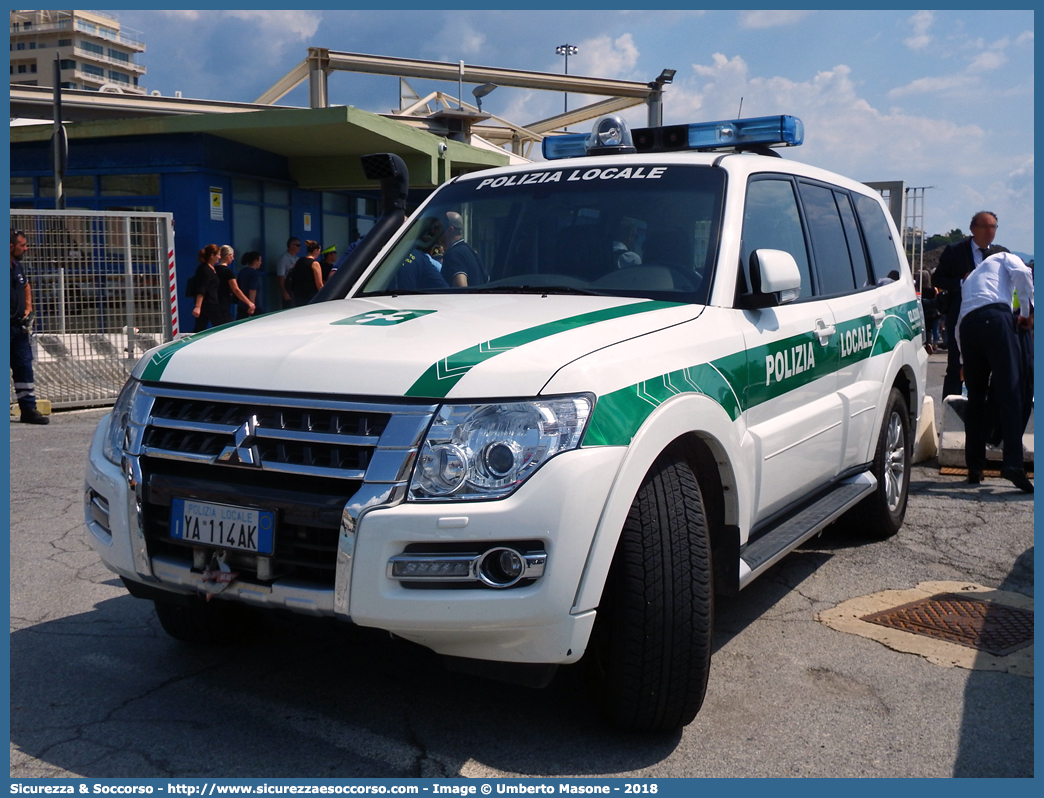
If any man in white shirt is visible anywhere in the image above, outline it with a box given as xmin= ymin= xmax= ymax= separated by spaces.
xmin=275 ymin=237 xmax=300 ymax=309
xmin=956 ymin=252 xmax=1034 ymax=491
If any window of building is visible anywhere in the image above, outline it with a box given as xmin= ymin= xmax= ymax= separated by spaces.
xmin=17 ymin=65 xmax=27 ymax=73
xmin=10 ymin=177 xmax=34 ymax=198
xmin=100 ymin=174 xmax=160 ymax=196
xmin=107 ymin=48 xmax=129 ymax=62
xmin=82 ymin=63 xmax=105 ymax=78
xmin=38 ymin=176 xmax=96 ymax=198
xmin=16 ymin=42 xmax=26 ymax=50
xmin=59 ymin=59 xmax=76 ymax=70
xmin=58 ymin=39 xmax=72 ymax=47
xmin=108 ymin=70 xmax=129 ymax=83
xmin=81 ymin=40 xmax=104 ymax=55
xmin=30 ymin=64 xmax=37 ymax=73
xmin=29 ymin=42 xmax=36 ymax=49
xmin=60 ymin=82 xmax=77 ymax=89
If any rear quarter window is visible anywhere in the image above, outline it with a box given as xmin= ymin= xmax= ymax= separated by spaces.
xmin=852 ymin=193 xmax=902 ymax=283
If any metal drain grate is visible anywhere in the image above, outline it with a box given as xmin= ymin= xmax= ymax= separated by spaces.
xmin=861 ymin=593 xmax=1034 ymax=655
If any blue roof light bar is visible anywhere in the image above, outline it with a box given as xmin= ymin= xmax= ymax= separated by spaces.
xmin=685 ymin=115 xmax=804 ymax=149
xmin=542 ymin=132 xmax=591 ymax=161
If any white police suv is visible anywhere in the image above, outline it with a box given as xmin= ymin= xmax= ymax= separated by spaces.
xmin=85 ymin=114 xmax=928 ymax=732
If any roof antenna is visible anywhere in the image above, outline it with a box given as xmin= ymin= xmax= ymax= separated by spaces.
xmin=737 ymin=97 xmax=743 ymax=117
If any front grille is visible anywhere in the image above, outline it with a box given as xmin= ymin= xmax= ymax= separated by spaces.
xmin=133 ymin=385 xmax=437 ymax=588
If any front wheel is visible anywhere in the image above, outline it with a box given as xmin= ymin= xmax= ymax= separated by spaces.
xmin=153 ymin=598 xmax=250 ymax=645
xmin=854 ymin=388 xmax=911 ymax=538
xmin=585 ymin=454 xmax=714 ymax=732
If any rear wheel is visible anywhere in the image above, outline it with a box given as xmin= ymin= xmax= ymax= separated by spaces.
xmin=586 ymin=454 xmax=714 ymax=732
xmin=853 ymin=388 xmax=911 ymax=538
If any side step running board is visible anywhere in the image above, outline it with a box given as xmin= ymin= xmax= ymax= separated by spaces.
xmin=738 ymin=472 xmax=877 ymax=590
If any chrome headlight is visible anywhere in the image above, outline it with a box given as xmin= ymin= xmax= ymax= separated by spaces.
xmin=409 ymin=395 xmax=593 ymax=501
xmin=103 ymin=378 xmax=141 ymax=465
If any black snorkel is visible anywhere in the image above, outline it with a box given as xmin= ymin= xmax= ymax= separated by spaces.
xmin=311 ymin=152 xmax=409 ymax=303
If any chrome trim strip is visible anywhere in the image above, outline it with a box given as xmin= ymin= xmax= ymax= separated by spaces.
xmin=149 ymin=418 xmax=238 ymax=435
xmin=262 ymin=461 xmax=368 ymax=480
xmin=125 ymin=454 xmax=156 ymax=581
xmin=364 ymin=449 xmax=419 ymax=483
xmin=254 ymin=428 xmax=380 ymax=447
xmin=141 ymin=447 xmax=216 ymax=464
xmin=139 ymin=384 xmax=438 ymax=416
xmin=333 ymin=482 xmax=408 ymax=619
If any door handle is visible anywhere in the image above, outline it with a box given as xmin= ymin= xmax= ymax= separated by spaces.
xmin=871 ymin=305 xmax=886 ymax=327
xmin=814 ymin=318 xmax=835 ymax=345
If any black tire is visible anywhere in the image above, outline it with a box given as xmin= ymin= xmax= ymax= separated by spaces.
xmin=153 ymin=598 xmax=247 ymax=645
xmin=854 ymin=388 xmax=911 ymax=538
xmin=586 ymin=454 xmax=714 ymax=732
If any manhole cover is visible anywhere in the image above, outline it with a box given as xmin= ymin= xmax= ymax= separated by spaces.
xmin=861 ymin=593 xmax=1034 ymax=655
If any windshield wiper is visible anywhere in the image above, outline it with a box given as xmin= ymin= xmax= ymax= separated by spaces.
xmin=466 ymin=284 xmax=609 ymax=296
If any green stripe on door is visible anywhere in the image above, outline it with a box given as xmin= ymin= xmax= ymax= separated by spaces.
xmin=584 ymin=301 xmax=921 ymax=447
xmin=405 ymin=300 xmax=683 ymax=398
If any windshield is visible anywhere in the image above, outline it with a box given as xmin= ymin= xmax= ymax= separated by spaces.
xmin=358 ymin=164 xmax=725 ymax=303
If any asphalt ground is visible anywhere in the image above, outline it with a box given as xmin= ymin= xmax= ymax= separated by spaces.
xmin=8 ymin=353 xmax=1034 ymax=778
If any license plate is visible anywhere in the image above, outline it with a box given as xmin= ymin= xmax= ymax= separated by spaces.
xmin=170 ymin=498 xmax=275 ymax=555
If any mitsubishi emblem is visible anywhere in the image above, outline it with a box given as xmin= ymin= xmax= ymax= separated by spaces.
xmin=217 ymin=414 xmax=262 ymax=466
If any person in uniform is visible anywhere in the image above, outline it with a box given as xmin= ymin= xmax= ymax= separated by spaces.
xmin=956 ymin=251 xmax=1034 ymax=491
xmin=441 ymin=212 xmax=487 ymax=287
xmin=9 ymin=230 xmax=49 ymax=424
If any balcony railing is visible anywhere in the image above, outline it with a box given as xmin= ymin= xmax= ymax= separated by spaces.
xmin=74 ymin=47 xmax=147 ymax=74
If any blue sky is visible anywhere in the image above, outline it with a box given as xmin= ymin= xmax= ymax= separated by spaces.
xmin=107 ymin=8 xmax=1035 ymax=256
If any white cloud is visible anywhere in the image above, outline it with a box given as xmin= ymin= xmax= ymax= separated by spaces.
xmin=428 ymin=19 xmax=487 ymax=60
xmin=224 ymin=10 xmax=321 ymax=40
xmin=1015 ymin=30 xmax=1033 ymax=45
xmin=570 ymin=33 xmax=640 ymax=80
xmin=888 ymin=74 xmax=977 ymax=98
xmin=739 ymin=11 xmax=813 ymax=29
xmin=968 ymin=50 xmax=1007 ymax=71
xmin=903 ymin=10 xmax=934 ymax=50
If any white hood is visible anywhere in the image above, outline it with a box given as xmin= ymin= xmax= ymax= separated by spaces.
xmin=136 ymin=295 xmax=701 ymax=400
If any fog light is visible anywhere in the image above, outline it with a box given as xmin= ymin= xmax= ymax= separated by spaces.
xmin=388 ymin=555 xmax=474 ymax=580
xmin=477 ymin=547 xmax=526 ymax=588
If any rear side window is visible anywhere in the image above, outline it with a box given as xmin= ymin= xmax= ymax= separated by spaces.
xmin=852 ymin=193 xmax=902 ymax=283
xmin=798 ymin=182 xmax=858 ymax=296
xmin=740 ymin=178 xmax=813 ymax=299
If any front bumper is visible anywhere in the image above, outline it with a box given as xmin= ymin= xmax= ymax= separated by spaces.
xmin=85 ymin=415 xmax=625 ymax=664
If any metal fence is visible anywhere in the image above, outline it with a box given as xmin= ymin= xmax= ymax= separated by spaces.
xmin=10 ymin=210 xmax=178 ymax=409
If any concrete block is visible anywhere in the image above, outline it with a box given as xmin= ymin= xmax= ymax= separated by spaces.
xmin=937 ymin=394 xmax=1033 ymax=469
xmin=10 ymin=399 xmax=52 ymax=419
xmin=912 ymin=395 xmax=938 ymax=464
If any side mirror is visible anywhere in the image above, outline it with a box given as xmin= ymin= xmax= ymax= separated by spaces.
xmin=741 ymin=248 xmax=801 ymax=308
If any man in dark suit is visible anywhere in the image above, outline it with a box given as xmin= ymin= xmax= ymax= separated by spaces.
xmin=933 ymin=211 xmax=1008 ymax=397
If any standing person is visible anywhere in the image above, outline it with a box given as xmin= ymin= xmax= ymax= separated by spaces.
xmin=320 ymin=245 xmax=338 ymax=279
xmin=216 ymin=245 xmax=255 ymax=319
xmin=918 ymin=270 xmax=940 ymax=349
xmin=933 ymin=211 xmax=1009 ymax=396
xmin=290 ymin=240 xmax=324 ymax=306
xmin=9 ymin=230 xmax=48 ymax=424
xmin=191 ymin=245 xmax=226 ymax=332
xmin=275 ymin=237 xmax=301 ymax=309
xmin=236 ymin=251 xmax=264 ymax=319
xmin=441 ymin=211 xmax=487 ymax=287
xmin=956 ymin=252 xmax=1034 ymax=491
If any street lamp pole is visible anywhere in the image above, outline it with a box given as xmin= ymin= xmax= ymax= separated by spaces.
xmin=556 ymin=44 xmax=578 ymax=121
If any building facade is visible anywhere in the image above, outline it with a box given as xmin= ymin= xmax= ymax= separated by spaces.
xmin=10 ymin=9 xmax=145 ymax=94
